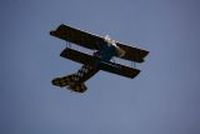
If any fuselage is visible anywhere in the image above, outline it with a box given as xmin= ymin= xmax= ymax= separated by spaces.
xmin=78 ymin=43 xmax=117 ymax=83
xmin=94 ymin=43 xmax=117 ymax=61
xmin=77 ymin=36 xmax=125 ymax=84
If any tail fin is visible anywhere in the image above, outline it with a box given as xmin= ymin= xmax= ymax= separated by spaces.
xmin=52 ymin=74 xmax=75 ymax=87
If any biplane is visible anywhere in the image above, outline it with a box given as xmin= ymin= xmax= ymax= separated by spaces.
xmin=50 ymin=24 xmax=149 ymax=93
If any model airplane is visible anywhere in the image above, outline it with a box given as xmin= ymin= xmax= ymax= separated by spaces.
xmin=50 ymin=24 xmax=149 ymax=93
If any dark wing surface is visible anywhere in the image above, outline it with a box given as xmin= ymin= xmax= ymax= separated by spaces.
xmin=50 ymin=24 xmax=105 ymax=50
xmin=61 ymin=48 xmax=140 ymax=79
xmin=98 ymin=61 xmax=140 ymax=79
xmin=60 ymin=48 xmax=98 ymax=66
xmin=116 ymin=42 xmax=149 ymax=63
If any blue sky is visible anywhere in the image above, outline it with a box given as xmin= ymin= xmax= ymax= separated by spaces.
xmin=1 ymin=0 xmax=200 ymax=134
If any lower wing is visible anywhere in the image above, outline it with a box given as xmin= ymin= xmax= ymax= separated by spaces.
xmin=61 ymin=48 xmax=140 ymax=79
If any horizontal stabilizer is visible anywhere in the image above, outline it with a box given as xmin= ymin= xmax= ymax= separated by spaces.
xmin=52 ymin=75 xmax=87 ymax=93
xmin=52 ymin=74 xmax=75 ymax=87
xmin=68 ymin=82 xmax=87 ymax=93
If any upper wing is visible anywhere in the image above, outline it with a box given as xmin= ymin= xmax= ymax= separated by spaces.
xmin=50 ymin=24 xmax=149 ymax=63
xmin=50 ymin=24 xmax=105 ymax=50
xmin=116 ymin=42 xmax=149 ymax=63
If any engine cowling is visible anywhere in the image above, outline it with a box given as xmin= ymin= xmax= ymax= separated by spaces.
xmin=104 ymin=35 xmax=125 ymax=57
